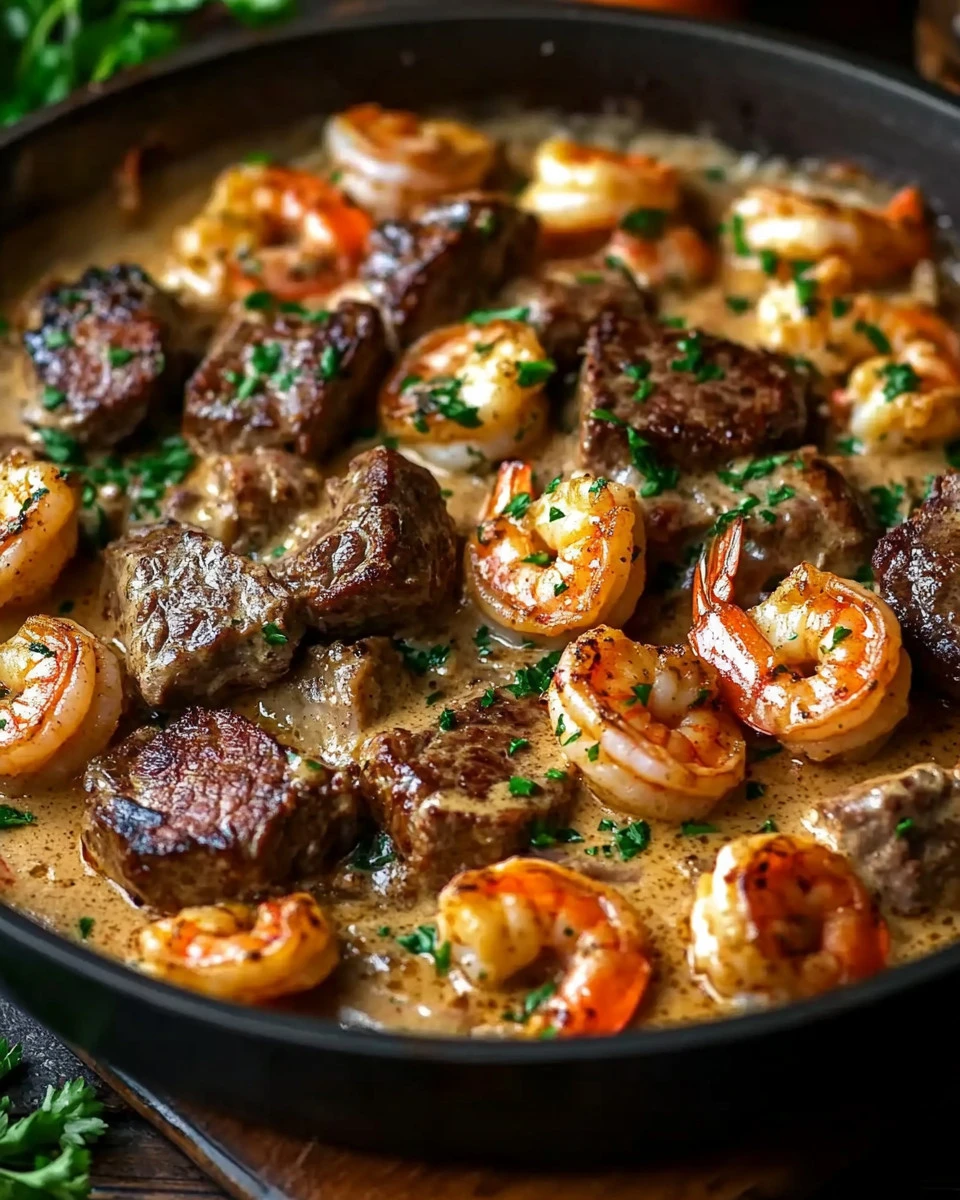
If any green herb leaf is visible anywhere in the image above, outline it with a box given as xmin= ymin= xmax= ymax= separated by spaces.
xmin=508 ymin=775 xmax=538 ymax=797
xmin=0 ymin=805 xmax=35 ymax=829
xmin=507 ymin=651 xmax=560 ymax=699
xmin=438 ymin=708 xmax=456 ymax=732
xmin=516 ymin=359 xmax=556 ymax=388
xmin=261 ymin=622 xmax=288 ymax=645
xmin=895 ymin=817 xmax=915 ymax=837
xmin=828 ymin=625 xmax=853 ymax=650
xmin=528 ymin=820 xmax=582 ymax=848
xmin=507 ymin=737 xmax=529 ymax=756
xmin=78 ymin=916 xmax=95 ymax=940
xmin=620 ymin=207 xmax=668 ymax=239
xmin=681 ymin=820 xmax=718 ymax=835
xmin=349 ymin=830 xmax=396 ymax=871
xmin=396 ymin=924 xmax=451 ymax=974
xmin=395 ymin=640 xmax=451 ymax=676
xmin=878 ymin=360 xmax=921 ymax=402
xmin=855 ymin=319 xmax=892 ymax=354
xmin=467 ymin=306 xmax=530 ymax=326
xmin=501 ymin=492 xmax=532 ymax=519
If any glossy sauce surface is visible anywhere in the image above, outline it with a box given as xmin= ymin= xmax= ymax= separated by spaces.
xmin=0 ymin=112 xmax=957 ymax=1035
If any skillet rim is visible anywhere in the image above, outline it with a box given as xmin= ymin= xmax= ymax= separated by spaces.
xmin=2 ymin=0 xmax=960 ymax=1065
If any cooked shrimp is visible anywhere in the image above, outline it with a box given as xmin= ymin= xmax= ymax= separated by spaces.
xmin=0 ymin=616 xmax=122 ymax=783
xmin=547 ymin=626 xmax=746 ymax=822
xmin=725 ymin=183 xmax=930 ymax=286
xmin=834 ymin=339 xmax=960 ymax=453
xmin=689 ymin=517 xmax=910 ymax=762
xmin=605 ymin=224 xmax=714 ymax=290
xmin=467 ymin=465 xmax=645 ymax=640
xmin=0 ymin=452 xmax=78 ymax=608
xmin=379 ymin=321 xmax=551 ymax=471
xmin=138 ymin=894 xmax=338 ymax=1004
xmin=754 ymin=256 xmax=960 ymax=375
xmin=689 ymin=833 xmax=888 ymax=1007
xmin=168 ymin=163 xmax=372 ymax=304
xmin=437 ymin=857 xmax=651 ymax=1037
xmin=325 ymin=103 xmax=495 ymax=219
xmin=519 ymin=136 xmax=679 ymax=246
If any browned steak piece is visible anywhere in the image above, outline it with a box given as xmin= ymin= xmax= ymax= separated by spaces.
xmin=647 ymin=447 xmax=873 ymax=603
xmin=183 ymin=301 xmax=388 ymax=460
xmin=273 ymin=446 xmax=457 ymax=636
xmin=22 ymin=264 xmax=182 ymax=452
xmin=104 ymin=521 xmax=302 ymax=707
xmin=82 ymin=707 xmax=359 ymax=911
xmin=873 ymin=473 xmax=960 ymax=698
xmin=360 ymin=690 xmax=575 ymax=886
xmin=577 ymin=310 xmax=809 ymax=476
xmin=814 ymin=763 xmax=960 ymax=916
xmin=361 ymin=193 xmax=538 ymax=347
xmin=163 ymin=447 xmax=322 ymax=554
xmin=498 ymin=261 xmax=650 ymax=370
xmin=264 ymin=638 xmax=409 ymax=767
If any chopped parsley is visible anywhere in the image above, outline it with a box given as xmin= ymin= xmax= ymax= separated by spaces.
xmin=725 ymin=295 xmax=751 ymax=315
xmin=41 ymin=386 xmax=66 ymax=410
xmin=474 ymin=626 xmax=493 ymax=660
xmin=78 ymin=916 xmax=95 ymax=940
xmin=107 ymin=346 xmax=134 ymax=367
xmin=585 ymin=743 xmax=600 ymax=763
xmin=706 ymin=494 xmax=760 ymax=537
xmin=669 ymin=331 xmax=725 ymax=383
xmin=588 ymin=408 xmax=678 ymax=497
xmin=38 ymin=427 xmax=81 ymax=465
xmin=319 ymin=344 xmax=340 ymax=381
xmin=588 ymin=476 xmax=608 ymax=496
xmin=730 ymin=212 xmax=751 ymax=257
xmin=746 ymin=782 xmax=766 ymax=800
xmin=507 ymin=650 xmax=561 ymax=698
xmin=261 ymin=622 xmax=288 ymax=645
xmin=835 ymin=437 xmax=863 ymax=456
xmin=759 ymin=249 xmax=779 ymax=276
xmin=869 ymin=483 xmax=906 ymax=529
xmin=681 ymin=820 xmax=718 ymax=835
xmin=0 ymin=805 xmax=35 ymax=829
xmin=717 ymin=452 xmax=796 ymax=491
xmin=509 ymin=775 xmax=538 ymax=797
xmin=855 ymin=319 xmax=892 ymax=354
xmin=553 ymin=580 xmax=568 ymax=596
xmin=467 ymin=305 xmax=530 ymax=325
xmin=879 ymin=360 xmax=921 ymax=402
xmin=895 ymin=817 xmax=915 ymax=837
xmin=544 ymin=474 xmax=562 ymax=495
xmin=508 ymin=737 xmax=529 ymax=756
xmin=626 ymin=682 xmax=653 ymax=706
xmin=27 ymin=642 xmax=55 ymax=658
xmin=529 ymin=820 xmax=583 ymax=849
xmin=831 ymin=297 xmax=852 ymax=318
xmin=620 ymin=207 xmax=668 ymax=239
xmin=828 ymin=625 xmax=853 ymax=650
xmin=42 ymin=328 xmax=72 ymax=349
xmin=501 ymin=491 xmax=532 ymax=519
xmin=503 ymin=980 xmax=557 ymax=1024
xmin=613 ymin=819 xmax=651 ymax=860
xmin=766 ymin=484 xmax=796 ymax=507
xmin=522 ymin=551 xmax=553 ymax=566
xmin=545 ymin=768 xmax=568 ymax=782
xmin=396 ymin=924 xmax=451 ymax=974
xmin=760 ymin=817 xmax=779 ymax=834
xmin=438 ymin=708 xmax=457 ymax=732
xmin=414 ymin=376 xmax=482 ymax=429
xmin=516 ymin=359 xmax=556 ymax=388
xmin=480 ymin=686 xmax=497 ymax=709
xmin=395 ymin=640 xmax=451 ymax=675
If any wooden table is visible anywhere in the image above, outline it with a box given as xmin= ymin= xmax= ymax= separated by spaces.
xmin=5 ymin=993 xmax=960 ymax=1200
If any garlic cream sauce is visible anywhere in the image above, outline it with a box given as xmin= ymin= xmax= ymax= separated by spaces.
xmin=0 ymin=110 xmax=957 ymax=1035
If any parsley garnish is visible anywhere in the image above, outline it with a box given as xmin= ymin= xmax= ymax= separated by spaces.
xmin=507 ymin=651 xmax=561 ymax=698
xmin=585 ymin=743 xmax=600 ymax=763
xmin=508 ymin=737 xmax=529 ymax=756
xmin=415 ymin=376 xmax=482 ymax=428
xmin=544 ymin=475 xmax=562 ymax=495
xmin=522 ymin=551 xmax=553 ymax=566
xmin=516 ymin=359 xmax=556 ymax=388
xmin=467 ymin=306 xmax=530 ymax=325
xmin=869 ymin=483 xmax=906 ymax=528
xmin=681 ymin=821 xmax=718 ymax=835
xmin=349 ymin=828 xmax=396 ymax=871
xmin=38 ymin=427 xmax=81 ymax=465
xmin=480 ymin=687 xmax=497 ymax=709
xmin=831 ymin=297 xmax=852 ymax=318
xmin=503 ymin=981 xmax=558 ymax=1024
xmin=509 ymin=776 xmax=538 ymax=797
xmin=717 ymin=452 xmax=795 ymax=491
xmin=395 ymin=640 xmax=450 ymax=675
xmin=760 ymin=817 xmax=778 ymax=833
xmin=620 ymin=207 xmax=668 ymax=239
xmin=27 ymin=642 xmax=55 ymax=658
xmin=0 ymin=805 xmax=35 ymax=829
xmin=261 ymin=622 xmax=288 ymax=645
xmin=528 ymin=820 xmax=582 ymax=848
xmin=855 ymin=319 xmax=892 ymax=354
xmin=725 ymin=295 xmax=751 ymax=315
xmin=746 ymin=782 xmax=766 ymax=800
xmin=78 ymin=916 xmax=95 ymax=940
xmin=879 ymin=360 xmax=920 ymax=402
xmin=626 ymin=682 xmax=652 ymax=706
xmin=107 ymin=346 xmax=134 ymax=367
xmin=41 ymin=386 xmax=66 ymax=410
xmin=828 ymin=626 xmax=853 ymax=650
xmin=319 ymin=344 xmax=340 ymax=381
xmin=474 ymin=626 xmax=493 ymax=660
xmin=501 ymin=492 xmax=532 ymax=519
xmin=669 ymin=331 xmax=725 ymax=383
xmin=396 ymin=925 xmax=451 ymax=974
xmin=895 ymin=817 xmax=915 ymax=837
xmin=438 ymin=708 xmax=457 ymax=732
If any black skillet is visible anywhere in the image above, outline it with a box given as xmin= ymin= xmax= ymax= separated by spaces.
xmin=1 ymin=1 xmax=960 ymax=1164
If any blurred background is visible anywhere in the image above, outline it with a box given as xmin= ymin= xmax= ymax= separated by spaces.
xmin=0 ymin=0 xmax=952 ymax=131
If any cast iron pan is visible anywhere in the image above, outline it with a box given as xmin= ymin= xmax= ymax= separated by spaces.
xmin=1 ymin=2 xmax=960 ymax=1163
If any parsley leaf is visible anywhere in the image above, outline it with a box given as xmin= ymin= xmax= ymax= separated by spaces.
xmin=394 ymin=640 xmax=451 ymax=676
xmin=396 ymin=925 xmax=451 ymax=974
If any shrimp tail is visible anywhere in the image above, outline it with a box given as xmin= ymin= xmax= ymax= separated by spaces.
xmin=690 ymin=518 xmax=779 ymax=733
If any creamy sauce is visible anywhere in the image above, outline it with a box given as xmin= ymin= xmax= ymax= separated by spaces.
xmin=1 ymin=112 xmax=958 ymax=1036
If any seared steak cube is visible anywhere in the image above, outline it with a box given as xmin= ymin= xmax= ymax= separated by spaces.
xmin=183 ymin=301 xmax=388 ymax=460
xmin=360 ymin=690 xmax=576 ymax=885
xmin=578 ymin=310 xmax=809 ymax=477
xmin=647 ymin=447 xmax=873 ymax=603
xmin=814 ymin=763 xmax=960 ymax=916
xmin=361 ymin=193 xmax=538 ymax=346
xmin=273 ymin=447 xmax=457 ymax=636
xmin=23 ymin=264 xmax=181 ymax=451
xmin=873 ymin=473 xmax=960 ymax=698
xmin=498 ymin=261 xmax=650 ymax=369
xmin=249 ymin=638 xmax=408 ymax=768
xmin=104 ymin=521 xmax=302 ymax=707
xmin=82 ymin=707 xmax=359 ymax=911
xmin=163 ymin=447 xmax=322 ymax=554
